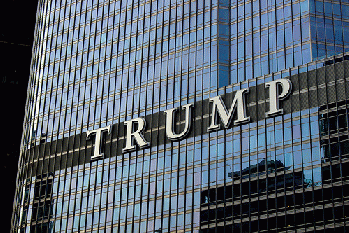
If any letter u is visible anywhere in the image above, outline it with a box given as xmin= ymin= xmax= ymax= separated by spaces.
xmin=164 ymin=103 xmax=193 ymax=140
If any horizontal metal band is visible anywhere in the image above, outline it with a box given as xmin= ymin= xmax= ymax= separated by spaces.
xmin=21 ymin=61 xmax=349 ymax=179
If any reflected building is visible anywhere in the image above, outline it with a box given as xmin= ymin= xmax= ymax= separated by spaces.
xmin=11 ymin=0 xmax=349 ymax=232
xmin=200 ymin=160 xmax=306 ymax=232
xmin=200 ymin=99 xmax=349 ymax=232
xmin=17 ymin=173 xmax=54 ymax=233
xmin=30 ymin=174 xmax=55 ymax=232
xmin=319 ymin=100 xmax=349 ymax=186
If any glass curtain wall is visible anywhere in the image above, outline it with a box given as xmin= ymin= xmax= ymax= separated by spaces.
xmin=12 ymin=0 xmax=349 ymax=232
xmin=218 ymin=0 xmax=349 ymax=87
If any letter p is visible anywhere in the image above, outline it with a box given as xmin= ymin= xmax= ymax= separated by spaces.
xmin=265 ymin=78 xmax=292 ymax=117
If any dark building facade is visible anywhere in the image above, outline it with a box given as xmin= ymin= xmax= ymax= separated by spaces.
xmin=11 ymin=0 xmax=349 ymax=232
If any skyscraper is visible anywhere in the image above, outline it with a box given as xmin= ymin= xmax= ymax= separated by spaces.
xmin=12 ymin=0 xmax=349 ymax=232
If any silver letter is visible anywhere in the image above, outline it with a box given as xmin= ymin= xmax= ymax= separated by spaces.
xmin=123 ymin=117 xmax=149 ymax=153
xmin=265 ymin=79 xmax=292 ymax=117
xmin=164 ymin=103 xmax=193 ymax=140
xmin=87 ymin=125 xmax=111 ymax=160
xmin=208 ymin=88 xmax=250 ymax=131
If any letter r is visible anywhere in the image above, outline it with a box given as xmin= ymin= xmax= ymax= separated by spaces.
xmin=123 ymin=117 xmax=149 ymax=153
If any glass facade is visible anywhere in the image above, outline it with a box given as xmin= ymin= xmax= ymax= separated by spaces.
xmin=12 ymin=0 xmax=349 ymax=232
xmin=217 ymin=0 xmax=349 ymax=86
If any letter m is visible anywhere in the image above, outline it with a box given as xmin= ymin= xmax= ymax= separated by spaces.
xmin=208 ymin=88 xmax=250 ymax=131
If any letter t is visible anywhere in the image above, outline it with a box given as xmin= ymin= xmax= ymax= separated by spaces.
xmin=87 ymin=125 xmax=111 ymax=160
